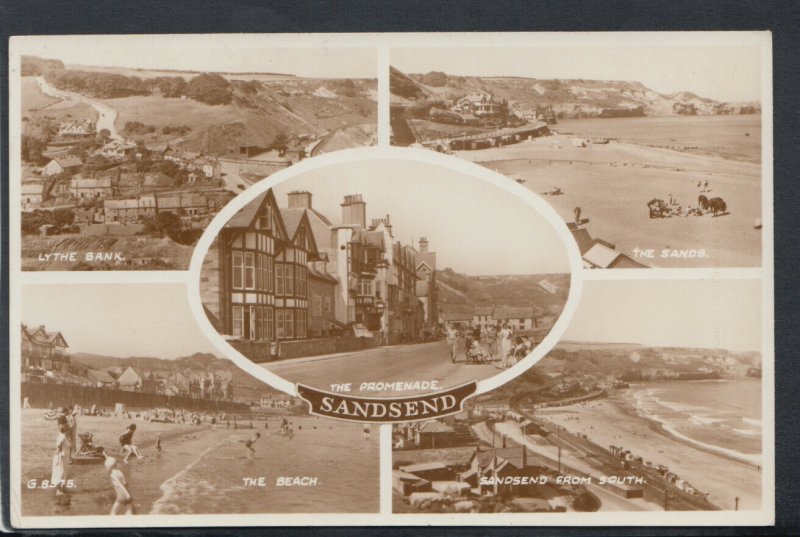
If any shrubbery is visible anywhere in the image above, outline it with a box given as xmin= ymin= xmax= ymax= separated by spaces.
xmin=185 ymin=73 xmax=233 ymax=105
xmin=21 ymin=209 xmax=75 ymax=235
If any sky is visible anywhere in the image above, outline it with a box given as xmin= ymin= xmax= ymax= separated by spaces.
xmin=563 ymin=279 xmax=761 ymax=352
xmin=272 ymin=158 xmax=571 ymax=276
xmin=392 ymin=43 xmax=763 ymax=103
xmin=13 ymin=35 xmax=376 ymax=79
xmin=22 ymin=284 xmax=218 ymax=358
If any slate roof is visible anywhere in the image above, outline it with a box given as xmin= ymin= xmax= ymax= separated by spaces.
xmin=280 ymin=208 xmax=305 ymax=239
xmin=583 ymin=243 xmax=622 ymax=269
xmin=226 ymin=192 xmax=268 ymax=229
xmin=52 ymin=155 xmax=83 ymax=168
xmin=493 ymin=306 xmax=535 ymax=320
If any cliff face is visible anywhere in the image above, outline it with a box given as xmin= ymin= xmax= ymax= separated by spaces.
xmin=392 ymin=69 xmax=760 ymax=118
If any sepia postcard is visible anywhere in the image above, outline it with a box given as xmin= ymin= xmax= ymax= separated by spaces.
xmin=7 ymin=32 xmax=773 ymax=529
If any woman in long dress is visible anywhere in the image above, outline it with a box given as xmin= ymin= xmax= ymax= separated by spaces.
xmin=51 ymin=427 xmax=70 ymax=495
xmin=497 ymin=324 xmax=513 ymax=369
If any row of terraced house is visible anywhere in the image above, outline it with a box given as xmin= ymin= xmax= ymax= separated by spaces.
xmin=202 ymin=189 xmax=439 ymax=359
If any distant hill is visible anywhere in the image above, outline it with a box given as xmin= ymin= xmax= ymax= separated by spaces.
xmin=21 ymin=55 xmax=64 ymax=76
xmin=70 ymin=351 xmax=280 ymax=398
xmin=390 ymin=67 xmax=760 ymax=118
xmin=437 ymin=270 xmax=570 ymax=313
xmin=482 ymin=343 xmax=762 ymax=401
xmin=21 ymin=55 xmax=376 ymax=155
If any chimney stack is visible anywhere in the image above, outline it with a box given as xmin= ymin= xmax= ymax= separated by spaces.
xmin=287 ymin=190 xmax=312 ymax=209
xmin=419 ymin=237 xmax=429 ymax=253
xmin=341 ymin=194 xmax=366 ymax=229
xmin=370 ymin=214 xmax=392 ymax=235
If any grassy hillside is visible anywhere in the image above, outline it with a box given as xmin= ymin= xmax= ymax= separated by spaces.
xmin=437 ymin=270 xmax=569 ymax=311
xmin=22 ymin=55 xmax=376 ymax=155
xmin=100 ymin=78 xmax=376 ymax=154
xmin=391 ymin=67 xmax=760 ymax=118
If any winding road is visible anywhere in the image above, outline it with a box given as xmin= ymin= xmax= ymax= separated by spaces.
xmin=35 ymin=76 xmax=122 ymax=140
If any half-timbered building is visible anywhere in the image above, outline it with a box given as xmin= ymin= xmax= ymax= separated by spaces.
xmin=215 ymin=189 xmax=320 ymax=343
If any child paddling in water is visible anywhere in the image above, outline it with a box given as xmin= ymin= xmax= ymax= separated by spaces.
xmin=119 ymin=424 xmax=144 ymax=463
xmin=105 ymin=456 xmax=134 ymax=515
xmin=245 ymin=432 xmax=261 ymax=460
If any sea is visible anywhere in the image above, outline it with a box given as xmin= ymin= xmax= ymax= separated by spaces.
xmin=149 ymin=417 xmax=379 ymax=514
xmin=554 ymin=115 xmax=761 ymax=164
xmin=626 ymin=379 xmax=762 ymax=466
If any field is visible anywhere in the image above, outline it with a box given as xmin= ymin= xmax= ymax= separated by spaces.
xmin=20 ymin=76 xmax=98 ymax=123
xmin=99 ymin=95 xmax=246 ymax=142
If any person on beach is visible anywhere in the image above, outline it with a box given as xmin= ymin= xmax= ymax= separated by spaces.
xmin=51 ymin=424 xmax=70 ymax=496
xmin=574 ymin=206 xmax=582 ymax=225
xmin=155 ymin=433 xmax=162 ymax=453
xmin=523 ymin=336 xmax=534 ymax=355
xmin=119 ymin=424 xmax=143 ymax=464
xmin=445 ymin=324 xmax=458 ymax=363
xmin=105 ymin=456 xmax=134 ymax=515
xmin=66 ymin=405 xmax=78 ymax=463
xmin=245 ymin=432 xmax=261 ymax=460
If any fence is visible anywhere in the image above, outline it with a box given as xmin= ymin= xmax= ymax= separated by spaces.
xmin=21 ymin=382 xmax=251 ymax=413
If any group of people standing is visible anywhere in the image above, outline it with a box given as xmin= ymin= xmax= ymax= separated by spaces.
xmin=45 ymin=405 xmax=144 ymax=514
xmin=445 ymin=323 xmax=534 ymax=369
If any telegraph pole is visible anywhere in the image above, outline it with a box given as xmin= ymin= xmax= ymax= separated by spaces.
xmin=557 ymin=426 xmax=562 ymax=474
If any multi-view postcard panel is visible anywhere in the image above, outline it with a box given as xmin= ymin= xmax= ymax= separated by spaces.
xmin=390 ymin=45 xmax=764 ymax=269
xmin=392 ymin=279 xmax=763 ymax=514
xmin=19 ymin=284 xmax=380 ymax=517
xmin=18 ymin=40 xmax=377 ymax=271
xmin=9 ymin=32 xmax=772 ymax=529
xmin=197 ymin=158 xmax=575 ymax=397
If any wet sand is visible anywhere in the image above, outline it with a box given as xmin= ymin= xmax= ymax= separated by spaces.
xmin=458 ymin=136 xmax=762 ymax=268
xmin=20 ymin=409 xmax=379 ymax=516
xmin=21 ymin=409 xmax=217 ymax=516
xmin=536 ymin=394 xmax=762 ymax=511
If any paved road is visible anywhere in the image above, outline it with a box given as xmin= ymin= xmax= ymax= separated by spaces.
xmin=264 ymin=340 xmax=500 ymax=396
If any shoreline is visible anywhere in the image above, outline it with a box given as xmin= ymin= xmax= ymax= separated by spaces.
xmin=614 ymin=389 xmax=762 ymax=469
xmin=536 ymin=388 xmax=762 ymax=511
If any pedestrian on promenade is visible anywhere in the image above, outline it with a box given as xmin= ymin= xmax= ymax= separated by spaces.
xmin=496 ymin=323 xmax=514 ymax=369
xmin=446 ymin=324 xmax=459 ymax=363
xmin=486 ymin=326 xmax=498 ymax=359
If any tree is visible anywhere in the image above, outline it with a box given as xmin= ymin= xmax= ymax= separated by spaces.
xmin=271 ymin=132 xmax=289 ymax=152
xmin=21 ymin=135 xmax=46 ymax=164
xmin=143 ymin=211 xmax=182 ymax=239
xmin=185 ymin=73 xmax=233 ymax=105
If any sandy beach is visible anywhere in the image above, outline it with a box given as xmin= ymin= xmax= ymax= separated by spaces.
xmin=20 ymin=408 xmax=379 ymax=516
xmin=535 ymin=393 xmax=762 ymax=511
xmin=457 ymin=128 xmax=762 ymax=268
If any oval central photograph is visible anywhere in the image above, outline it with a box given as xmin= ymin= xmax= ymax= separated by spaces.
xmin=195 ymin=152 xmax=579 ymax=398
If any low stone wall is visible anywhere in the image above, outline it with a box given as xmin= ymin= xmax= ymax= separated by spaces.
xmin=278 ymin=336 xmax=379 ymax=360
xmin=230 ymin=337 xmax=379 ymax=363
